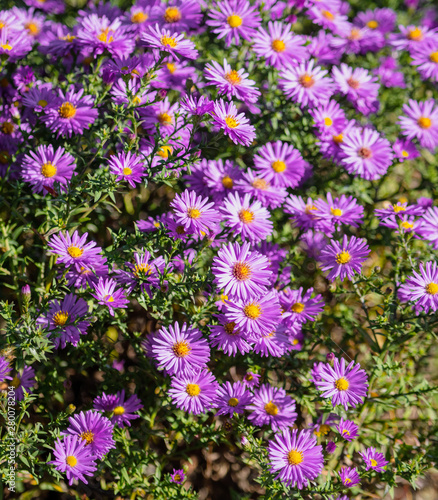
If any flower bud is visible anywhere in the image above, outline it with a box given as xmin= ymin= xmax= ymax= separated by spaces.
xmin=66 ymin=404 xmax=76 ymax=414
xmin=326 ymin=441 xmax=336 ymax=454
xmin=326 ymin=352 xmax=335 ymax=364
xmin=157 ymin=89 xmax=167 ymax=100
xmin=21 ymin=285 xmax=31 ymax=300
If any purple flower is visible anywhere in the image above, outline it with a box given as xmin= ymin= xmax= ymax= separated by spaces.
xmin=37 ymin=294 xmax=90 ymax=349
xmin=22 ymin=86 xmax=59 ymax=113
xmin=203 ymin=158 xmax=243 ymax=201
xmin=393 ymin=138 xmax=419 ymax=162
xmin=205 ymin=59 xmax=260 ymax=103
xmin=151 ymin=322 xmax=210 ymax=375
xmin=65 ymin=261 xmax=109 ymax=291
xmin=411 ymin=40 xmax=438 ymax=83
xmin=179 ymin=95 xmax=214 ymax=116
xmin=252 ymin=21 xmax=306 ymax=69
xmin=375 ymin=201 xmax=424 ymax=221
xmin=211 ymin=99 xmax=256 ymax=147
xmin=314 ymin=358 xmax=369 ymax=410
xmin=93 ymin=390 xmax=143 ymax=427
xmin=42 ymin=87 xmax=98 ymax=138
xmin=108 ymin=151 xmax=146 ymax=188
xmin=149 ymin=0 xmax=202 ymax=32
xmin=21 ymin=145 xmax=76 ymax=195
xmin=49 ymin=435 xmax=97 ymax=485
xmin=215 ymin=381 xmax=252 ymax=417
xmin=220 ymin=192 xmax=273 ymax=243
xmin=247 ymin=384 xmax=297 ymax=431
xmin=169 ymin=369 xmax=218 ymax=415
xmin=399 ymin=262 xmax=438 ymax=314
xmin=339 ymin=466 xmax=360 ymax=488
xmin=309 ymin=100 xmax=347 ymax=139
xmin=243 ymin=371 xmax=260 ymax=388
xmin=320 ymin=235 xmax=370 ymax=282
xmin=336 ymin=418 xmax=359 ymax=441
xmin=49 ymin=231 xmax=103 ymax=272
xmin=11 ymin=365 xmax=36 ymax=401
xmin=314 ymin=193 xmax=364 ymax=232
xmin=280 ymin=59 xmax=334 ymax=108
xmin=311 ymin=413 xmax=340 ymax=437
xmin=359 ymin=447 xmax=388 ymax=472
xmin=63 ymin=410 xmax=115 ymax=459
xmin=307 ymin=5 xmax=349 ymax=33
xmin=170 ymin=190 xmax=218 ymax=236
xmin=354 ymin=8 xmax=396 ymax=34
xmin=170 ymin=468 xmax=185 ymax=484
xmin=373 ymin=56 xmax=406 ymax=89
xmin=419 ymin=207 xmax=438 ymax=248
xmin=326 ymin=441 xmax=336 ymax=454
xmin=236 ymin=170 xmax=287 ymax=209
xmin=340 ymin=128 xmax=394 ymax=180
xmin=252 ymin=326 xmax=293 ymax=357
xmin=91 ymin=278 xmax=130 ymax=316
xmin=253 ymin=141 xmax=306 ymax=189
xmin=0 ymin=29 xmax=33 ymax=62
xmin=268 ymin=429 xmax=323 ymax=489
xmin=279 ymin=287 xmax=324 ymax=327
xmin=141 ymin=24 xmax=198 ymax=60
xmin=0 ymin=356 xmax=12 ymax=383
xmin=285 ymin=195 xmax=326 ymax=232
xmin=398 ymin=99 xmax=438 ymax=151
xmin=209 ymin=314 xmax=253 ymax=355
xmin=212 ymin=241 xmax=272 ymax=301
xmin=206 ymin=0 xmax=261 ymax=47
xmin=390 ymin=25 xmax=437 ymax=52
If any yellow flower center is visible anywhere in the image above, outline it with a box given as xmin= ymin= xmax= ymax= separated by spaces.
xmin=172 ymin=340 xmax=191 ymax=357
xmin=287 ymin=449 xmax=304 ymax=465
xmin=11 ymin=376 xmax=21 ymax=388
xmin=225 ymin=70 xmax=241 ymax=85
xmin=245 ymin=373 xmax=253 ymax=381
xmin=232 ymin=262 xmax=252 ymax=281
xmin=305 ymin=204 xmax=318 ymax=214
xmin=122 ymin=167 xmax=132 ymax=175
xmin=401 ymin=221 xmax=414 ymax=230
xmin=370 ymin=459 xmax=378 ymax=466
xmin=157 ymin=112 xmax=172 ymax=125
xmin=166 ymin=62 xmax=176 ymax=74
xmin=367 ymin=20 xmax=378 ymax=29
xmin=347 ymin=77 xmax=360 ymax=89
xmin=322 ymin=10 xmax=334 ymax=20
xmin=252 ymin=178 xmax=268 ymax=190
xmin=158 ymin=145 xmax=173 ymax=158
xmin=291 ymin=302 xmax=305 ymax=313
xmin=401 ymin=150 xmax=409 ymax=157
xmin=331 ymin=207 xmax=343 ymax=216
xmin=0 ymin=150 xmax=10 ymax=164
xmin=324 ymin=116 xmax=333 ymax=126
xmin=426 ymin=282 xmax=438 ymax=295
xmin=430 ymin=51 xmax=438 ymax=63
xmin=41 ymin=161 xmax=57 ymax=178
xmin=342 ymin=429 xmax=350 ymax=436
xmin=418 ymin=116 xmax=432 ymax=129
xmin=105 ymin=295 xmax=114 ymax=303
xmin=134 ymin=263 xmax=151 ymax=277
xmin=131 ymin=11 xmax=148 ymax=23
xmin=1 ymin=121 xmax=14 ymax=134
xmin=345 ymin=478 xmax=352 ymax=484
xmin=61 ymin=34 xmax=76 ymax=42
xmin=53 ymin=311 xmax=69 ymax=326
xmin=227 ymin=14 xmax=242 ymax=28
xmin=186 ymin=383 xmax=201 ymax=396
xmin=25 ymin=22 xmax=40 ymax=35
xmin=161 ymin=35 xmax=177 ymax=48
xmin=335 ymin=377 xmax=349 ymax=391
xmin=348 ymin=28 xmax=361 ymax=40
xmin=80 ymin=431 xmax=94 ymax=445
xmin=59 ymin=102 xmax=76 ymax=119
xmin=1 ymin=43 xmax=12 ymax=51
xmin=187 ymin=207 xmax=201 ymax=219
xmin=66 ymin=456 xmax=77 ymax=467
xmin=264 ymin=401 xmax=279 ymax=416
xmin=67 ymin=246 xmax=84 ymax=258
xmin=271 ymin=39 xmax=286 ymax=52
xmin=97 ymin=28 xmax=114 ymax=43
xmin=393 ymin=205 xmax=406 ymax=212
xmin=113 ymin=406 xmax=125 ymax=415
xmin=224 ymin=321 xmax=238 ymax=335
xmin=333 ymin=133 xmax=343 ymax=144
xmin=238 ymin=209 xmax=254 ymax=223
xmin=164 ymin=7 xmax=182 ymax=23
xmin=408 ymin=27 xmax=423 ymax=40
xmin=299 ymin=74 xmax=314 ymax=88
xmin=271 ymin=160 xmax=286 ymax=173
xmin=243 ymin=303 xmax=262 ymax=319
xmin=38 ymin=99 xmax=48 ymax=108
xmin=228 ymin=397 xmax=239 ymax=406
xmin=222 ymin=175 xmax=233 ymax=188
xmin=335 ymin=251 xmax=351 ymax=264
xmin=225 ymin=115 xmax=239 ymax=128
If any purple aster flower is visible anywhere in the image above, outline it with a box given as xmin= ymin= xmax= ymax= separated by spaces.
xmin=206 ymin=0 xmax=261 ymax=47
xmin=309 ymin=100 xmax=347 ymax=139
xmin=393 ymin=138 xmax=420 ymax=162
xmin=280 ymin=59 xmax=334 ymax=108
xmin=411 ymin=40 xmax=438 ymax=83
xmin=373 ymin=56 xmax=406 ymax=88
xmin=37 ymin=294 xmax=90 ymax=349
xmin=314 ymin=193 xmax=364 ymax=232
xmin=307 ymin=5 xmax=349 ymax=33
xmin=212 ymin=241 xmax=272 ymax=301
xmin=0 ymin=29 xmax=33 ymax=63
xmin=211 ymin=99 xmax=255 ymax=147
xmin=243 ymin=371 xmax=260 ymax=387
xmin=340 ymin=128 xmax=394 ymax=180
xmin=63 ymin=411 xmax=115 ymax=459
xmin=76 ymin=14 xmax=135 ymax=58
xmin=151 ymin=322 xmax=210 ymax=375
xmin=21 ymin=144 xmax=76 ymax=196
xmin=168 ymin=368 xmax=218 ymax=415
xmin=149 ymin=0 xmax=202 ymax=32
xmin=314 ymin=358 xmax=369 ymax=410
xmin=179 ymin=95 xmax=214 ymax=116
xmin=205 ymin=59 xmax=260 ymax=103
xmin=300 ymin=231 xmax=328 ymax=260
xmin=336 ymin=418 xmax=359 ymax=441
xmin=390 ymin=24 xmax=438 ymax=52
xmin=108 ymin=150 xmax=146 ymax=188
xmin=21 ymin=86 xmax=58 ymax=113
xmin=49 ymin=435 xmax=97 ymax=486
xmin=419 ymin=207 xmax=438 ymax=248
xmin=42 ymin=87 xmax=98 ymax=138
xmin=268 ymin=429 xmax=323 ymax=489
xmin=91 ymin=278 xmax=130 ymax=316
xmin=203 ymin=158 xmax=243 ymax=201
xmin=236 ymin=170 xmax=287 ymax=209
xmin=330 ymin=24 xmax=380 ymax=55
xmin=48 ymin=231 xmax=102 ymax=272
xmin=252 ymin=21 xmax=306 ymax=69
xmin=221 ymin=192 xmax=273 ymax=242
xmin=339 ymin=466 xmax=360 ymax=488
xmin=170 ymin=469 xmax=185 ymax=484
xmin=38 ymin=24 xmax=79 ymax=58
xmin=93 ymin=390 xmax=143 ymax=427
xmin=284 ymin=195 xmax=326 ymax=232
xmin=64 ymin=261 xmax=109 ymax=291
xmin=122 ymin=5 xmax=153 ymax=36
xmin=209 ymin=314 xmax=253 ymax=356
xmin=416 ymin=197 xmax=433 ymax=209
xmin=224 ymin=290 xmax=281 ymax=337
xmin=215 ymin=381 xmax=252 ymax=417
xmin=0 ymin=356 xmax=12 ymax=383
xmin=252 ymin=326 xmax=292 ymax=357
xmin=326 ymin=441 xmax=336 ymax=454
xmin=279 ymin=287 xmax=324 ymax=327
xmin=170 ymin=190 xmax=218 ymax=236
xmin=10 ymin=365 xmax=36 ymax=401
xmin=398 ymin=99 xmax=438 ymax=151
xmin=359 ymin=447 xmax=388 ymax=472
xmin=311 ymin=413 xmax=340 ymax=437
xmin=110 ymin=77 xmax=156 ymax=108
xmin=380 ymin=214 xmax=423 ymax=235
xmin=247 ymin=384 xmax=297 ymax=432
xmin=354 ymin=8 xmax=396 ymax=34
xmin=141 ymin=24 xmax=198 ymax=60
xmin=375 ymin=201 xmax=424 ymax=221
xmin=24 ymin=0 xmax=64 ymax=14
xmin=319 ymin=235 xmax=370 ymax=282
xmin=253 ymin=141 xmax=306 ymax=189
xmin=399 ymin=262 xmax=438 ymax=314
